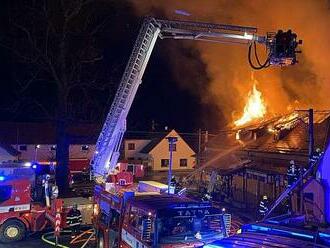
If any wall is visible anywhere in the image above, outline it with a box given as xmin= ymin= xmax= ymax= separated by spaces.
xmin=124 ymin=139 xmax=151 ymax=160
xmin=12 ymin=144 xmax=96 ymax=162
xmin=149 ymin=130 xmax=195 ymax=171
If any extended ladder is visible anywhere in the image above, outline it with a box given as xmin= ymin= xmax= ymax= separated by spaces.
xmin=92 ymin=18 xmax=160 ymax=177
xmin=263 ymin=153 xmax=324 ymax=220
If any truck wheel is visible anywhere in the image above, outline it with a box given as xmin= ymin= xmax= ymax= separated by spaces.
xmin=0 ymin=219 xmax=26 ymax=243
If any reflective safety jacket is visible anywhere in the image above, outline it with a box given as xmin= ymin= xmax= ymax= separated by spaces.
xmin=258 ymin=199 xmax=269 ymax=215
xmin=66 ymin=209 xmax=82 ymax=227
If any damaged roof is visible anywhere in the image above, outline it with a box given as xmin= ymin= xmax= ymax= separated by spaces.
xmin=201 ymin=110 xmax=330 ymax=172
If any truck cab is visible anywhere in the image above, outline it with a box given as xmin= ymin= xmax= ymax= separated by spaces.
xmin=93 ymin=181 xmax=230 ymax=248
xmin=0 ymin=177 xmax=48 ymax=243
xmin=121 ymin=195 xmax=229 ymax=248
xmin=0 ymin=162 xmax=63 ymax=243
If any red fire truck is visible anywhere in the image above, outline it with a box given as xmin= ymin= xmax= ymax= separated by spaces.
xmin=93 ymin=180 xmax=230 ymax=248
xmin=0 ymin=163 xmax=66 ymax=243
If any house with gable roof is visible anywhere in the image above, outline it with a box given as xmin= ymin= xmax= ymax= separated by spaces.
xmin=123 ymin=129 xmax=196 ymax=172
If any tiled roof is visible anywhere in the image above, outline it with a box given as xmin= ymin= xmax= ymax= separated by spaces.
xmin=200 ymin=110 xmax=330 ymax=172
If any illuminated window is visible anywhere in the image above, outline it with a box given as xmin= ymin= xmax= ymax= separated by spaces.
xmin=128 ymin=143 xmax=135 ymax=150
xmin=161 ymin=159 xmax=169 ymax=167
xmin=180 ymin=159 xmax=188 ymax=167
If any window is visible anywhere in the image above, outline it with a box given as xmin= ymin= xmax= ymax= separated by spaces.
xmin=128 ymin=206 xmax=142 ymax=233
xmin=127 ymin=206 xmax=154 ymax=244
xmin=169 ymin=143 xmax=176 ymax=151
xmin=81 ymin=145 xmax=89 ymax=151
xmin=127 ymin=164 xmax=135 ymax=173
xmin=19 ymin=145 xmax=27 ymax=151
xmin=161 ymin=159 xmax=169 ymax=168
xmin=128 ymin=143 xmax=135 ymax=150
xmin=0 ymin=185 xmax=12 ymax=204
xmin=180 ymin=159 xmax=188 ymax=167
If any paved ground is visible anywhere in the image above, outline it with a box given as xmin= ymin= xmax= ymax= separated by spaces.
xmin=1 ymin=232 xmax=53 ymax=248
xmin=1 ymin=229 xmax=96 ymax=248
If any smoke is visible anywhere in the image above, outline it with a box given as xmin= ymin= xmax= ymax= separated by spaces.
xmin=129 ymin=0 xmax=330 ymax=127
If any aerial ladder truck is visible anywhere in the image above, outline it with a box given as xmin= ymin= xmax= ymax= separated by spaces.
xmin=91 ymin=17 xmax=300 ymax=179
xmin=90 ymin=17 xmax=301 ymax=248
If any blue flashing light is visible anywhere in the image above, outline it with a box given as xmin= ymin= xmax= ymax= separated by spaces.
xmin=271 ymin=228 xmax=314 ymax=240
xmin=0 ymin=176 xmax=5 ymax=181
xmin=289 ymin=231 xmax=314 ymax=239
xmin=32 ymin=164 xmax=37 ymax=169
xmin=319 ymin=233 xmax=330 ymax=239
xmin=251 ymin=225 xmax=270 ymax=232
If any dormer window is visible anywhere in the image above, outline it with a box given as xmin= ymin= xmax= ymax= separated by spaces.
xmin=81 ymin=145 xmax=89 ymax=151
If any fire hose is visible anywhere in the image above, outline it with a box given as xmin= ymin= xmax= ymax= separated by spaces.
xmin=41 ymin=229 xmax=95 ymax=248
xmin=41 ymin=230 xmax=71 ymax=248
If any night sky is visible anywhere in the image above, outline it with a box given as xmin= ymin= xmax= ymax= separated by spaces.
xmin=0 ymin=1 xmax=220 ymax=133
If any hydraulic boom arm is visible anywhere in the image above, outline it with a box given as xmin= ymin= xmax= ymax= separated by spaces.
xmin=91 ymin=18 xmax=301 ymax=178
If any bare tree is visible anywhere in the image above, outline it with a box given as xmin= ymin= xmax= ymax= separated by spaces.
xmin=1 ymin=0 xmax=120 ymax=193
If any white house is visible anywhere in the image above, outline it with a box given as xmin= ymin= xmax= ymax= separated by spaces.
xmin=0 ymin=122 xmax=197 ymax=174
xmin=123 ymin=129 xmax=196 ymax=172
xmin=0 ymin=122 xmax=97 ymax=164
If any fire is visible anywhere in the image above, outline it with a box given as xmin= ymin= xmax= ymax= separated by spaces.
xmin=234 ymin=83 xmax=266 ymax=126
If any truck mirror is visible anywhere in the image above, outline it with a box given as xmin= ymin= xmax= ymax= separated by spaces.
xmin=141 ymin=218 xmax=152 ymax=242
xmin=51 ymin=185 xmax=59 ymax=199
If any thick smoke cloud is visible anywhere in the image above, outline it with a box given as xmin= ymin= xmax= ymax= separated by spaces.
xmin=130 ymin=0 xmax=330 ymax=127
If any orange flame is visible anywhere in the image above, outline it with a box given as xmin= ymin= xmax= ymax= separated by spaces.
xmin=234 ymin=83 xmax=266 ymax=126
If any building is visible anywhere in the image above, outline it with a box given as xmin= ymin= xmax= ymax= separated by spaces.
xmin=0 ymin=122 xmax=197 ymax=175
xmin=123 ymin=129 xmax=197 ymax=173
xmin=0 ymin=143 xmax=20 ymax=162
xmin=0 ymin=122 xmax=98 ymax=171
xmin=197 ymin=110 xmax=330 ymax=211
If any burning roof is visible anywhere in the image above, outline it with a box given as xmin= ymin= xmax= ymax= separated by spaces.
xmin=200 ymin=110 xmax=330 ymax=173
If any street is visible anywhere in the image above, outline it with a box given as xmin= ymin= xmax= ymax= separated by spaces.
xmin=1 ymin=233 xmax=52 ymax=248
xmin=0 ymin=229 xmax=96 ymax=248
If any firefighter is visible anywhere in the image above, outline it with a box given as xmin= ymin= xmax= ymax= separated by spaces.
xmin=66 ymin=203 xmax=82 ymax=238
xmin=169 ymin=176 xmax=177 ymax=194
xmin=287 ymin=160 xmax=298 ymax=187
xmin=286 ymin=160 xmax=298 ymax=213
xmin=311 ymin=148 xmax=322 ymax=163
xmin=170 ymin=176 xmax=177 ymax=187
xmin=258 ymin=195 xmax=270 ymax=219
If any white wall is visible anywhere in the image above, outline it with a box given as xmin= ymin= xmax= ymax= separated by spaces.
xmin=149 ymin=130 xmax=195 ymax=171
xmin=124 ymin=139 xmax=151 ymax=160
xmin=12 ymin=144 xmax=96 ymax=162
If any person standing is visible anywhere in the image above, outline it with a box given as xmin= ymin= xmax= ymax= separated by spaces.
xmin=287 ymin=160 xmax=298 ymax=187
xmin=66 ymin=203 xmax=82 ymax=239
xmin=258 ymin=195 xmax=270 ymax=219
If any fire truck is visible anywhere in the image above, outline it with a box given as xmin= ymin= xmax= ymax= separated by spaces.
xmin=0 ymin=162 xmax=65 ymax=243
xmin=89 ymin=17 xmax=300 ymax=247
xmin=93 ymin=180 xmax=231 ymax=248
xmin=0 ymin=17 xmax=301 ymax=245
